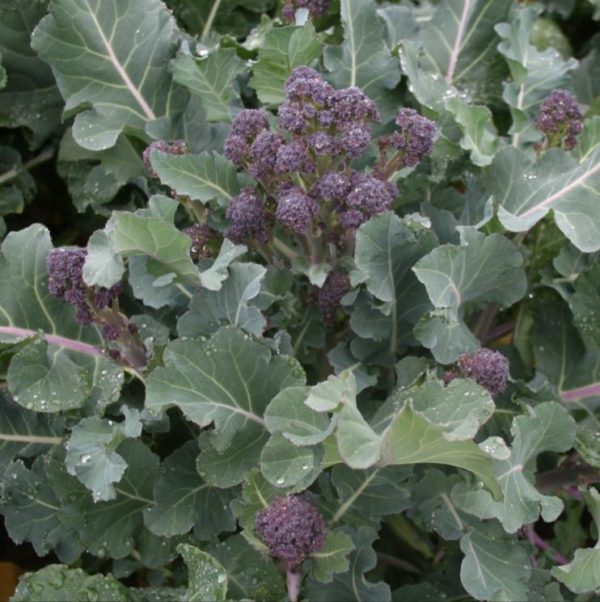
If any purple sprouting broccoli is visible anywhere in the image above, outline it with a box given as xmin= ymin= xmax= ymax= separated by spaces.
xmin=224 ymin=110 xmax=271 ymax=167
xmin=278 ymin=101 xmax=310 ymax=135
xmin=339 ymin=209 xmax=366 ymax=229
xmin=276 ymin=187 xmax=319 ymax=234
xmin=183 ymin=224 xmax=213 ymax=262
xmin=388 ymin=108 xmax=437 ymax=168
xmin=275 ymin=140 xmax=315 ymax=174
xmin=346 ymin=173 xmax=394 ymax=217
xmin=282 ymin=0 xmax=331 ymax=22
xmin=456 ymin=348 xmax=509 ymax=398
xmin=255 ymin=493 xmax=326 ymax=572
xmin=535 ymin=89 xmax=583 ymax=150
xmin=317 ymin=272 xmax=350 ymax=326
xmin=339 ymin=124 xmax=372 ymax=158
xmin=312 ymin=172 xmax=351 ymax=202
xmin=249 ymin=131 xmax=284 ymax=180
xmin=143 ymin=140 xmax=188 ymax=178
xmin=226 ymin=188 xmax=268 ymax=243
xmin=331 ymin=87 xmax=380 ymax=125
xmin=307 ymin=132 xmax=340 ymax=156
xmin=47 ymin=248 xmax=121 ymax=326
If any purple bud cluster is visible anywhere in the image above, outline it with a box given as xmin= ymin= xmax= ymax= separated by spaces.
xmin=226 ymin=187 xmax=269 ymax=243
xmin=143 ymin=140 xmax=188 ymax=177
xmin=47 ymin=248 xmax=122 ymax=326
xmin=535 ymin=89 xmax=583 ymax=150
xmin=282 ymin=0 xmax=331 ymax=22
xmin=255 ymin=493 xmax=326 ymax=571
xmin=317 ymin=272 xmax=350 ymax=326
xmin=444 ymin=348 xmax=509 ymax=398
xmin=183 ymin=224 xmax=214 ymax=262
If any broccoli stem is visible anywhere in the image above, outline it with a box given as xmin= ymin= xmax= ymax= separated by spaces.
xmin=286 ymin=567 xmax=301 ymax=602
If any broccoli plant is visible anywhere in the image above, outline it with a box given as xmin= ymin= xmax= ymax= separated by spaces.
xmin=0 ymin=0 xmax=600 ymax=601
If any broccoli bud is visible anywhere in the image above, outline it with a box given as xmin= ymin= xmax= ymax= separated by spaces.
xmin=317 ymin=272 xmax=350 ymax=326
xmin=226 ymin=188 xmax=268 ymax=243
xmin=535 ymin=89 xmax=583 ymax=150
xmin=456 ymin=348 xmax=509 ymax=398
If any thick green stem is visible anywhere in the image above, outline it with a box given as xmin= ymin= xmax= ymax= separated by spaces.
xmin=201 ymin=0 xmax=224 ymax=41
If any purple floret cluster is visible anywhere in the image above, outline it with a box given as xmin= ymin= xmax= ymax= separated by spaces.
xmin=143 ymin=139 xmax=188 ymax=178
xmin=255 ymin=493 xmax=326 ymax=571
xmin=445 ymin=348 xmax=509 ymax=398
xmin=47 ymin=248 xmax=122 ymax=326
xmin=317 ymin=272 xmax=350 ymax=326
xmin=282 ymin=0 xmax=331 ymax=22
xmin=535 ymin=89 xmax=583 ymax=151
xmin=225 ymin=187 xmax=269 ymax=244
xmin=47 ymin=247 xmax=146 ymax=368
xmin=183 ymin=224 xmax=214 ymax=262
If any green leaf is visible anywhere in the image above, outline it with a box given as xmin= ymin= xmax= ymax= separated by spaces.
xmin=178 ymin=263 xmax=266 ymax=338
xmin=198 ymin=239 xmax=247 ymax=291
xmin=324 ymin=0 xmax=400 ymax=120
xmin=208 ymin=534 xmax=286 ymax=601
xmin=177 ymin=544 xmax=228 ymax=602
xmin=151 ymin=151 xmax=241 ymax=206
xmin=143 ymin=441 xmax=236 ymax=539
xmin=0 ymin=147 xmax=36 ymax=217
xmin=306 ymin=370 xmax=357 ymax=413
xmin=264 ymin=385 xmax=333 ymax=446
xmin=83 ymin=230 xmax=125 ymax=288
xmin=460 ymin=522 xmax=531 ymax=601
xmin=171 ymin=48 xmax=245 ymax=122
xmin=0 ymin=393 xmax=63 ymax=466
xmin=1 ymin=455 xmax=84 ymax=562
xmin=305 ymin=527 xmax=391 ymax=602
xmin=413 ymin=231 xmax=526 ymax=363
xmin=146 ymin=327 xmax=305 ymax=448
xmin=0 ymin=225 xmax=124 ymax=413
xmin=230 ymin=468 xmax=281 ymax=529
xmin=570 ymin=262 xmax=600 ymax=351
xmin=496 ymin=5 xmax=578 ymax=147
xmin=64 ymin=408 xmax=142 ymax=502
xmin=487 ymin=121 xmax=600 ymax=252
xmin=453 ymin=402 xmax=577 ymax=533
xmin=573 ymin=35 xmax=600 ymax=107
xmin=32 ymin=0 xmax=180 ymax=150
xmin=0 ymin=1 xmax=63 ymax=146
xmin=311 ymin=529 xmax=355 ymax=583
xmin=575 ymin=417 xmax=600 ymax=468
xmin=108 ymin=209 xmax=199 ymax=284
xmin=250 ymin=23 xmax=322 ymax=105
xmin=11 ymin=565 xmax=132 ymax=602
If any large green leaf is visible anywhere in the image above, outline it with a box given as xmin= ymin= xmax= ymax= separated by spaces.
xmin=177 ymin=544 xmax=228 ymax=602
xmin=250 ymin=23 xmax=322 ymax=106
xmin=146 ymin=327 xmax=305 ymax=449
xmin=171 ymin=48 xmax=245 ymax=122
xmin=0 ymin=225 xmax=123 ymax=412
xmin=496 ymin=6 xmax=577 ymax=147
xmin=151 ymin=151 xmax=241 ymax=206
xmin=0 ymin=1 xmax=63 ymax=146
xmin=143 ymin=441 xmax=236 ymax=539
xmin=0 ymin=147 xmax=36 ymax=217
xmin=32 ymin=0 xmax=180 ymax=150
xmin=413 ymin=231 xmax=526 ymax=363
xmin=324 ymin=0 xmax=400 ymax=120
xmin=486 ymin=119 xmax=600 ymax=252
xmin=452 ymin=403 xmax=577 ymax=533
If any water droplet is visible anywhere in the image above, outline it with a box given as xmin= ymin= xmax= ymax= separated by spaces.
xmin=276 ymin=477 xmax=285 ymax=485
xmin=79 ymin=453 xmax=92 ymax=465
xmin=217 ymin=574 xmax=226 ymax=584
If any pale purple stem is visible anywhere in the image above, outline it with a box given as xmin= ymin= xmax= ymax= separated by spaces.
xmin=562 ymin=383 xmax=600 ymax=402
xmin=286 ymin=568 xmax=301 ymax=602
xmin=523 ymin=524 xmax=569 ymax=565
xmin=0 ymin=326 xmax=102 ymax=357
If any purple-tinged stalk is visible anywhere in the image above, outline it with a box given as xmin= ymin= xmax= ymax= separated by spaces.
xmin=255 ymin=493 xmax=326 ymax=602
xmin=522 ymin=524 xmax=569 ymax=566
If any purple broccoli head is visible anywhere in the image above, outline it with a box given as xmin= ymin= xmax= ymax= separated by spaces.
xmin=389 ymin=108 xmax=437 ymax=167
xmin=312 ymin=172 xmax=351 ymax=202
xmin=275 ymin=140 xmax=315 ymax=174
xmin=276 ymin=187 xmax=319 ymax=234
xmin=249 ymin=131 xmax=284 ymax=180
xmin=346 ymin=173 xmax=394 ymax=217
xmin=456 ymin=348 xmax=509 ymax=398
xmin=226 ymin=188 xmax=268 ymax=243
xmin=230 ymin=109 xmax=270 ymax=140
xmin=317 ymin=271 xmax=350 ymax=326
xmin=183 ymin=224 xmax=213 ymax=261
xmin=255 ymin=493 xmax=326 ymax=571
xmin=339 ymin=124 xmax=372 ymax=158
xmin=535 ymin=89 xmax=583 ymax=150
xmin=331 ymin=87 xmax=380 ymax=124
xmin=143 ymin=140 xmax=188 ymax=177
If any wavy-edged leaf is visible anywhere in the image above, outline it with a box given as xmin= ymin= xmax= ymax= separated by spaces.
xmin=413 ymin=231 xmax=526 ymax=363
xmin=324 ymin=0 xmax=400 ymax=120
xmin=0 ymin=225 xmax=123 ymax=412
xmin=177 ymin=544 xmax=228 ymax=602
xmin=151 ymin=151 xmax=241 ymax=206
xmin=311 ymin=529 xmax=356 ymax=584
xmin=487 ymin=119 xmax=600 ymax=252
xmin=0 ymin=1 xmax=63 ymax=146
xmin=32 ymin=0 xmax=180 ymax=150
xmin=171 ymin=48 xmax=245 ymax=122
xmin=146 ymin=327 xmax=305 ymax=448
xmin=143 ymin=441 xmax=236 ymax=539
xmin=251 ymin=23 xmax=322 ymax=106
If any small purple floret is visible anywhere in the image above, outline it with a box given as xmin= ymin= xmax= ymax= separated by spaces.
xmin=535 ymin=89 xmax=583 ymax=150
xmin=456 ymin=348 xmax=509 ymax=398
xmin=276 ymin=187 xmax=319 ymax=234
xmin=226 ymin=188 xmax=268 ymax=243
xmin=143 ymin=140 xmax=188 ymax=177
xmin=318 ymin=272 xmax=350 ymax=326
xmin=346 ymin=173 xmax=393 ymax=217
xmin=230 ymin=109 xmax=270 ymax=140
xmin=249 ymin=131 xmax=284 ymax=180
xmin=183 ymin=224 xmax=213 ymax=261
xmin=313 ymin=172 xmax=351 ymax=201
xmin=282 ymin=0 xmax=331 ymax=23
xmin=339 ymin=124 xmax=372 ymax=158
xmin=331 ymin=87 xmax=380 ymax=124
xmin=255 ymin=493 xmax=326 ymax=571
xmin=390 ymin=108 xmax=437 ymax=167
xmin=275 ymin=141 xmax=315 ymax=174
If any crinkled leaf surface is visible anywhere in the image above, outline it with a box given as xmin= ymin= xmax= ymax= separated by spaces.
xmin=32 ymin=0 xmax=180 ymax=150
xmin=413 ymin=231 xmax=526 ymax=363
